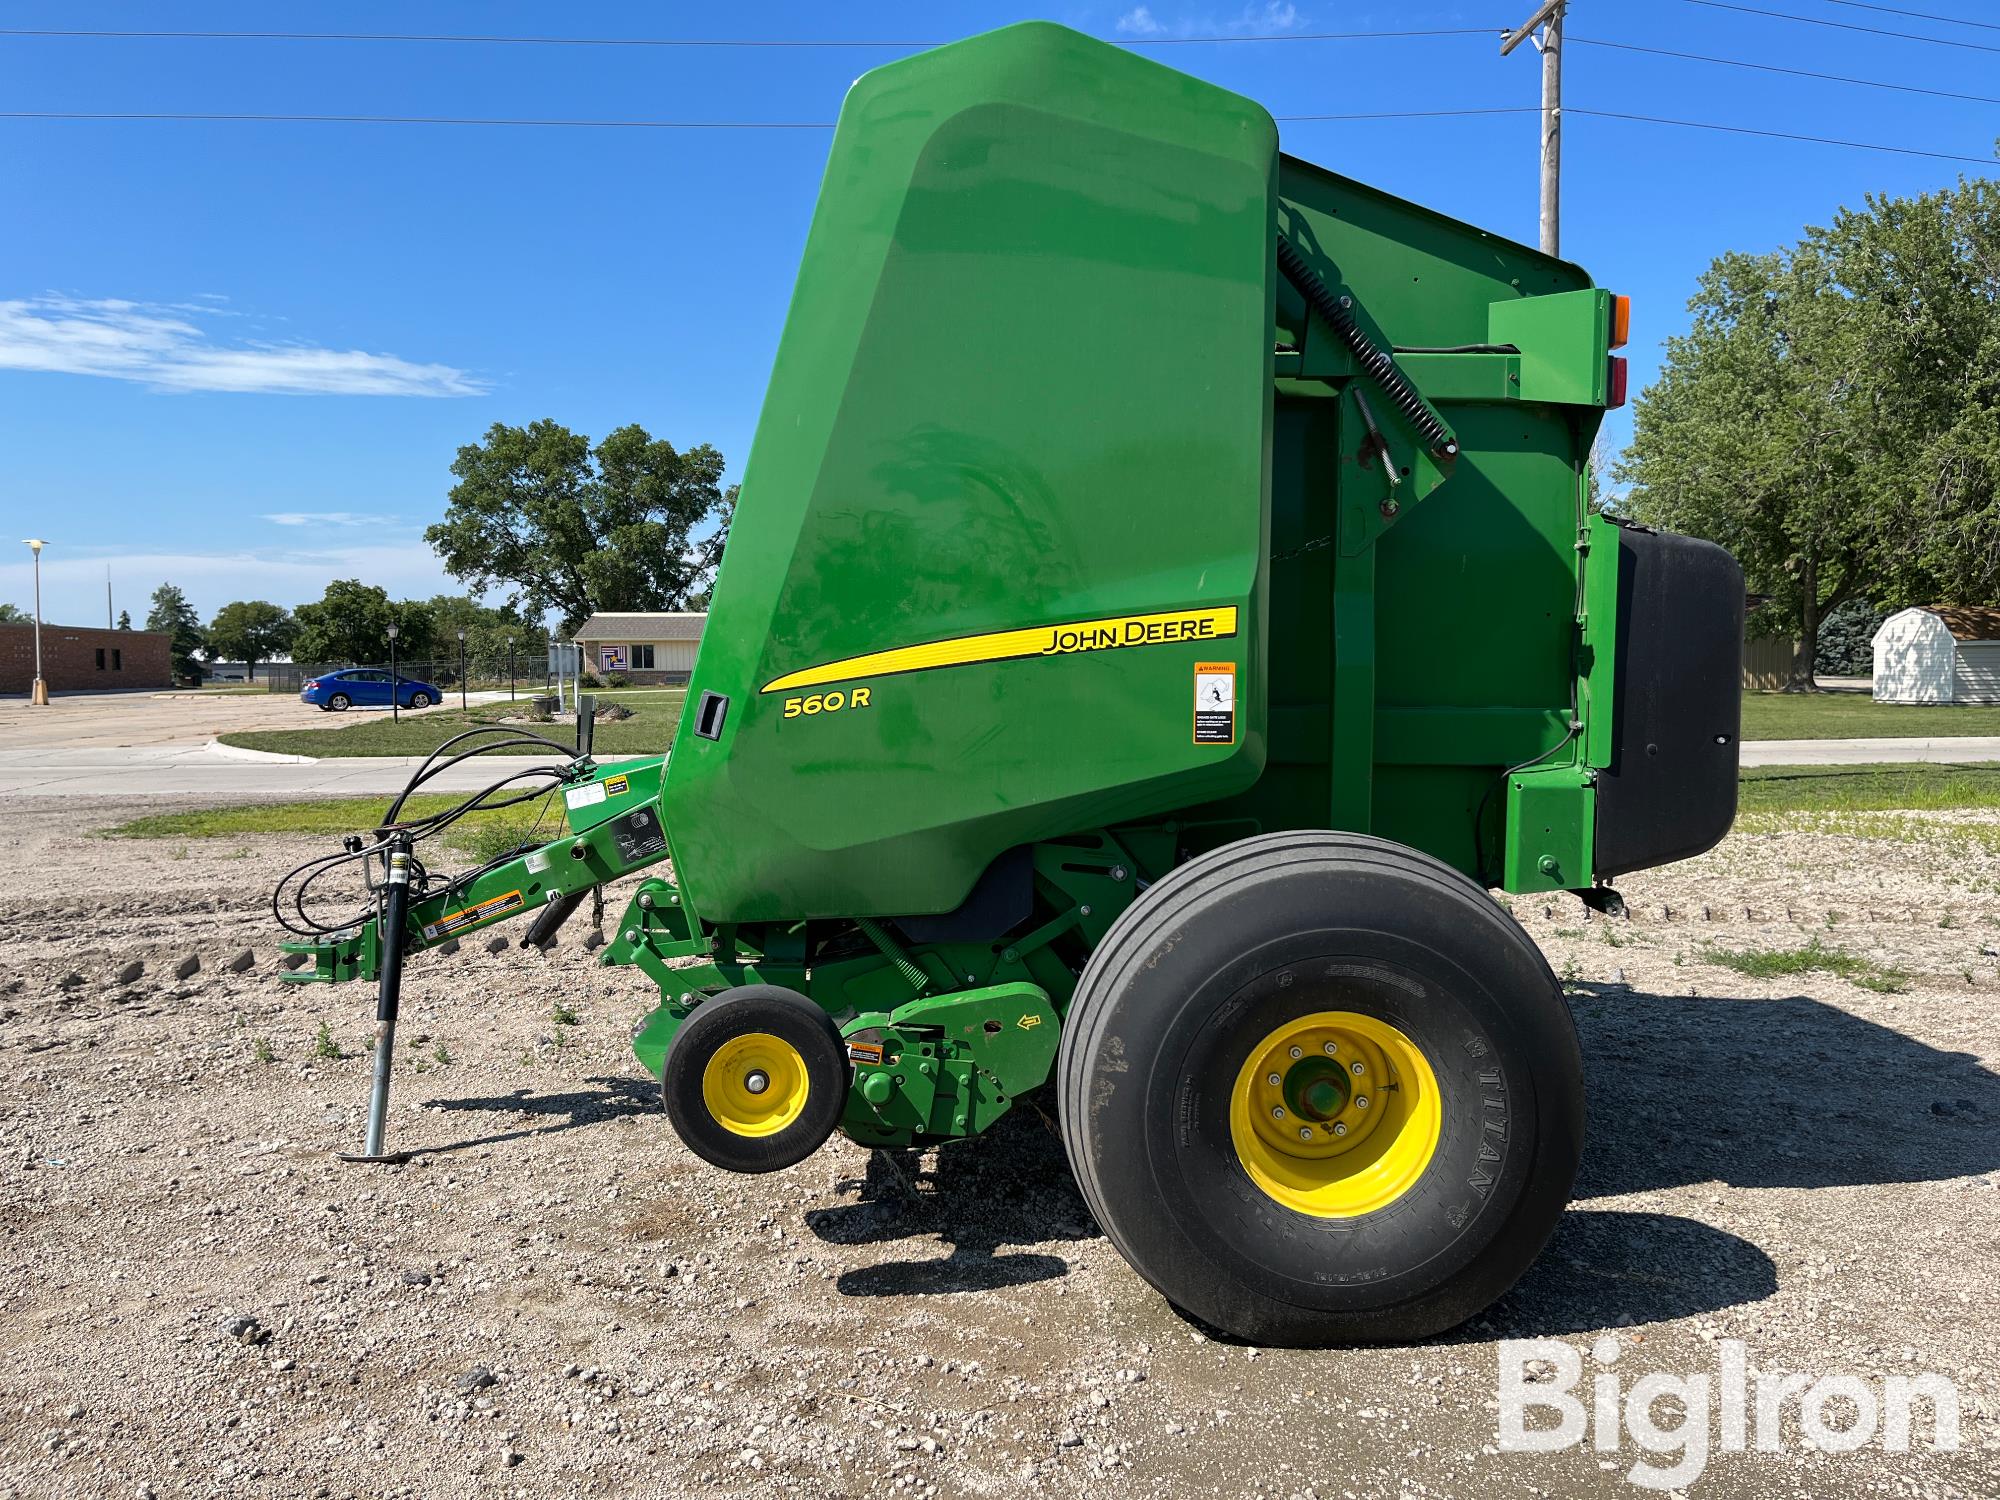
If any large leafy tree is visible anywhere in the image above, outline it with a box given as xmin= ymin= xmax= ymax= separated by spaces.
xmin=0 ymin=603 xmax=27 ymax=623
xmin=1617 ymin=177 xmax=2000 ymax=689
xmin=291 ymin=581 xmax=434 ymax=666
xmin=145 ymin=583 xmax=207 ymax=682
xmin=427 ymin=420 xmax=730 ymax=635
xmin=206 ymin=600 xmax=298 ymax=682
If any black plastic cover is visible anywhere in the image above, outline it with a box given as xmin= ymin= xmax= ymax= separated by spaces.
xmin=1594 ymin=522 xmax=1744 ymax=880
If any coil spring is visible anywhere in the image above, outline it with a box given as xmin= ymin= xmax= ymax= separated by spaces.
xmin=1276 ymin=238 xmax=1458 ymax=459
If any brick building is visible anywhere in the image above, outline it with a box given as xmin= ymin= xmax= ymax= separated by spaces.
xmin=0 ymin=623 xmax=173 ymax=694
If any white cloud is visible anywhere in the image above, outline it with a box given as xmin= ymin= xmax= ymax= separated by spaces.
xmin=0 ymin=294 xmax=486 ymax=397
xmin=1116 ymin=3 xmax=1302 ymax=38
xmin=261 ymin=511 xmax=399 ymax=527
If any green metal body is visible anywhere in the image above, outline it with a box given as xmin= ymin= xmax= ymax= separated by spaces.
xmin=286 ymin=23 xmax=1699 ymax=1155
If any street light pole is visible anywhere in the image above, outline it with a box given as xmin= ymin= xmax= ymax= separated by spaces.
xmin=21 ymin=540 xmax=47 ymax=706
xmin=507 ymin=636 xmax=516 ymax=702
xmin=457 ymin=629 xmax=467 ymax=711
xmin=387 ymin=623 xmax=400 ymax=723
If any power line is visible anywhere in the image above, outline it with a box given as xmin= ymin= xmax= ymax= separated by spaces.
xmin=1815 ymin=0 xmax=2000 ymax=33
xmin=0 ymin=107 xmax=1535 ymax=130
xmin=1566 ymin=106 xmax=1996 ymax=164
xmin=1683 ymin=0 xmax=2000 ymax=54
xmin=6 ymin=105 xmax=1989 ymax=167
xmin=0 ymin=26 xmax=1499 ymax=49
xmin=1570 ymin=33 xmax=2000 ymax=105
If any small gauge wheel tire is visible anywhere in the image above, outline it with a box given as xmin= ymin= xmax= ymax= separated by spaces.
xmin=662 ymin=985 xmax=849 ymax=1173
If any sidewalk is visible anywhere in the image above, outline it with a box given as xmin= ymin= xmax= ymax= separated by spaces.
xmin=1740 ymin=736 xmax=2000 ymax=767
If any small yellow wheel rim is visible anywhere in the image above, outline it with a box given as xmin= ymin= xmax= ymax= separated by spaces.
xmin=1228 ymin=1010 xmax=1442 ymax=1218
xmin=701 ymin=1032 xmax=811 ymax=1138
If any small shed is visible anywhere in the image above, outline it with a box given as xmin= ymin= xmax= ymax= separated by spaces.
xmin=1872 ymin=606 xmax=2000 ymax=704
xmin=572 ymin=612 xmax=706 ymax=685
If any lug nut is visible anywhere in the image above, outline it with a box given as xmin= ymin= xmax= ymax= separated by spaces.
xmin=1288 ymin=1045 xmax=1303 ymax=1059
xmin=1267 ymin=1072 xmax=1282 ymax=1087
xmin=1323 ymin=1042 xmax=1337 ymax=1055
xmin=1270 ymin=1106 xmax=1285 ymax=1120
xmin=1298 ymin=1127 xmax=1313 ymax=1141
xmin=1333 ymin=1122 xmax=1348 ymax=1137
xmin=1356 ymin=1095 xmax=1369 ymax=1110
xmin=1351 ymin=1061 xmax=1367 ymax=1076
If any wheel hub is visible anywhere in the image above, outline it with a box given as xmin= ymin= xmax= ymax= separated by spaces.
xmin=1229 ymin=1010 xmax=1442 ymax=1218
xmin=700 ymin=1032 xmax=811 ymax=1138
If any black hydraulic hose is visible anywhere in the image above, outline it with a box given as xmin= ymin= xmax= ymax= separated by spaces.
xmin=1276 ymin=237 xmax=1459 ymax=459
xmin=520 ymin=886 xmax=590 ymax=950
xmin=383 ymin=727 xmax=576 ymax=825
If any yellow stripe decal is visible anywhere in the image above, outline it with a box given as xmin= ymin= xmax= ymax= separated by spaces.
xmin=761 ymin=605 xmax=1239 ymax=694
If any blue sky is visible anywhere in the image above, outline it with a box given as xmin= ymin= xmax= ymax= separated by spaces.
xmin=2 ymin=0 xmax=1994 ymax=627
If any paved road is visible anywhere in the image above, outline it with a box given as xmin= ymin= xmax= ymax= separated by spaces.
xmin=0 ymin=688 xmax=492 ymax=751
xmin=1 ymin=735 xmax=1994 ymax=798
xmin=0 ymin=743 xmax=636 ymax=798
xmin=1739 ymin=736 xmax=2000 ymax=766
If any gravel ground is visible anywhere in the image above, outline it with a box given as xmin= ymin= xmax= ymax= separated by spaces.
xmin=0 ymin=796 xmax=1995 ymax=1499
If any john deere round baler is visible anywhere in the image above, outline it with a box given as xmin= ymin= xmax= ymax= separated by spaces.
xmin=281 ymin=22 xmax=1742 ymax=1345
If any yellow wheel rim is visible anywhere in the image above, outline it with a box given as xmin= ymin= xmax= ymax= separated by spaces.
xmin=1228 ymin=1010 xmax=1442 ymax=1218
xmin=701 ymin=1032 xmax=811 ymax=1138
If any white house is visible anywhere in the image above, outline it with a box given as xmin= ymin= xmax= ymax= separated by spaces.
xmin=571 ymin=612 xmax=706 ymax=685
xmin=1872 ymin=606 xmax=2000 ymax=704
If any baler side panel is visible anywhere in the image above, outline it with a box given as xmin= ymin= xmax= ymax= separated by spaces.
xmin=668 ymin=23 xmax=1279 ymax=922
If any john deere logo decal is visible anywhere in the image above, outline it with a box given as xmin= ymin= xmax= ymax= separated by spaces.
xmin=761 ymin=606 xmax=1237 ymax=694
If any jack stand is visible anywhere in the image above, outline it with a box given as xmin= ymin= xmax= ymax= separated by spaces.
xmin=340 ymin=834 xmax=414 ymax=1165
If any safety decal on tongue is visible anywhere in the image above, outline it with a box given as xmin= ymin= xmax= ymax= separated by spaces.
xmin=1193 ymin=661 xmax=1236 ymax=746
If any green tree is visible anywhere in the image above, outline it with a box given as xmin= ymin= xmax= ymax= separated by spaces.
xmin=0 ymin=603 xmax=27 ymax=623
xmin=116 ymin=609 xmax=132 ymax=630
xmin=291 ymin=581 xmax=434 ymax=666
xmin=425 ymin=594 xmax=538 ymax=668
xmin=427 ymin=420 xmax=729 ymax=634
xmin=206 ymin=600 xmax=298 ymax=682
xmin=1618 ymin=178 xmax=2000 ymax=690
xmin=145 ymin=583 xmax=207 ymax=682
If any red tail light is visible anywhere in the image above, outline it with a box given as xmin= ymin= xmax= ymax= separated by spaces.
xmin=1606 ymin=355 xmax=1628 ymax=409
xmin=304 ymin=679 xmax=319 ymax=690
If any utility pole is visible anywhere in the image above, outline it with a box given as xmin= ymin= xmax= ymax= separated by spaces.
xmin=1501 ymin=0 xmax=1565 ymax=258
xmin=22 ymin=540 xmax=47 ymax=706
xmin=106 ymin=564 xmax=113 ymax=628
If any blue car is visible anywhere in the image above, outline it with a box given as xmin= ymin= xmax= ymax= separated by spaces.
xmin=300 ymin=668 xmax=441 ymax=712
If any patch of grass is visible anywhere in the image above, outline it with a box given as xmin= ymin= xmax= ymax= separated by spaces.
xmin=551 ymin=1000 xmax=580 ymax=1028
xmin=1738 ymin=763 xmax=2000 ymax=816
xmin=252 ymin=1036 xmax=276 ymax=1065
xmin=1740 ymin=690 xmax=2000 ymax=741
xmin=312 ymin=1021 xmax=341 ymax=1060
xmin=1703 ymin=936 xmax=1906 ymax=993
xmin=433 ymin=1042 xmax=452 ymax=1066
xmin=108 ymin=791 xmax=568 ymax=864
xmin=214 ymin=693 xmax=684 ymax=758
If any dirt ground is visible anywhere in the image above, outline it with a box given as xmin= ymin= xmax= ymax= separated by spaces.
xmin=0 ymin=797 xmax=1994 ymax=1500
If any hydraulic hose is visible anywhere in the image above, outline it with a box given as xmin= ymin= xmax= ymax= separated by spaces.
xmin=1276 ymin=237 xmax=1458 ymax=460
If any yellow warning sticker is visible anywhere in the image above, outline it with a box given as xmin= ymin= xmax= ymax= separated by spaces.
xmin=422 ymin=889 xmax=526 ymax=941
xmin=604 ymin=775 xmax=630 ymax=798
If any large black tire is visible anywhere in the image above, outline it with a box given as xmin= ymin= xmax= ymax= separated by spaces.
xmin=662 ymin=986 xmax=848 ymax=1174
xmin=1059 ymin=831 xmax=1583 ymax=1346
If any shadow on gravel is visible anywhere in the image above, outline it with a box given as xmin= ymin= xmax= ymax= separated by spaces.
xmin=1461 ymin=1208 xmax=1778 ymax=1339
xmin=414 ymin=1075 xmax=658 ymax=1155
xmin=806 ymin=1112 xmax=1096 ymax=1299
xmin=1566 ymin=984 xmax=2000 ymax=1199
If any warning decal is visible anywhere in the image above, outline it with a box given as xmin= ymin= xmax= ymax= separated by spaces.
xmin=423 ymin=888 xmax=527 ymax=941
xmin=603 ymin=775 xmax=631 ymax=798
xmin=1193 ymin=662 xmax=1236 ymax=746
